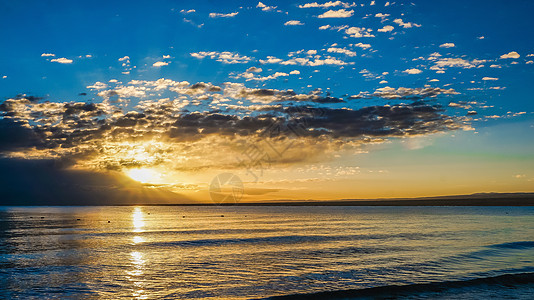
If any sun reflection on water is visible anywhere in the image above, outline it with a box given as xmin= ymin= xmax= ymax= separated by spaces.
xmin=132 ymin=207 xmax=145 ymax=233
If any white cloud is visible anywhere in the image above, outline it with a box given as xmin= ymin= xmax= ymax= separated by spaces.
xmin=190 ymin=51 xmax=253 ymax=64
xmin=377 ymin=25 xmax=394 ymax=32
xmin=257 ymin=2 xmax=277 ymax=11
xmin=318 ymin=9 xmax=354 ymax=18
xmin=246 ymin=67 xmax=262 ymax=73
xmin=209 ymin=12 xmax=239 ymax=18
xmin=375 ymin=13 xmax=390 ymax=18
xmin=319 ymin=25 xmax=331 ymax=30
xmin=352 ymin=42 xmax=371 ymax=49
xmin=500 ymin=51 xmax=520 ymax=59
xmin=290 ymin=70 xmax=301 ymax=75
xmin=489 ymin=64 xmax=501 ymax=68
xmin=477 ymin=36 xmax=485 ymax=40
xmin=118 ymin=56 xmax=130 ymax=62
xmin=162 ymin=55 xmax=171 ymax=59
xmin=430 ymin=57 xmax=486 ymax=71
xmin=482 ymin=77 xmax=498 ymax=81
xmin=439 ymin=43 xmax=455 ymax=48
xmin=180 ymin=9 xmax=195 ymax=14
xmin=393 ymin=18 xmax=421 ymax=28
xmin=285 ymin=20 xmax=304 ymax=26
xmin=527 ymin=61 xmax=533 ymax=64
xmin=327 ymin=47 xmax=357 ymax=56
xmin=2 ymin=75 xmax=7 ymax=79
xmin=345 ymin=27 xmax=374 ymax=38
xmin=299 ymin=1 xmax=356 ymax=8
xmin=86 ymin=82 xmax=108 ymax=90
xmin=50 ymin=57 xmax=73 ymax=64
xmin=153 ymin=61 xmax=169 ymax=67
xmin=370 ymin=1 xmax=375 ymax=5
xmin=403 ymin=68 xmax=422 ymax=74
xmin=41 ymin=53 xmax=55 ymax=57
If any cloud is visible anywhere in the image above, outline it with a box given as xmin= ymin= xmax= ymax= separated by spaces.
xmin=50 ymin=57 xmax=73 ymax=64
xmin=439 ymin=43 xmax=455 ymax=48
xmin=500 ymin=51 xmax=520 ymax=59
xmin=153 ymin=61 xmax=169 ymax=67
xmin=351 ymin=86 xmax=458 ymax=100
xmin=327 ymin=47 xmax=357 ymax=56
xmin=352 ymin=42 xmax=371 ymax=49
xmin=209 ymin=12 xmax=239 ymax=18
xmin=257 ymin=2 xmax=277 ymax=11
xmin=403 ymin=68 xmax=422 ymax=74
xmin=317 ymin=9 xmax=354 ymax=18
xmin=246 ymin=67 xmax=263 ymax=73
xmin=0 ymin=80 xmax=471 ymax=192
xmin=290 ymin=70 xmax=301 ymax=75
xmin=86 ymin=82 xmax=108 ymax=90
xmin=285 ymin=20 xmax=304 ymax=26
xmin=180 ymin=9 xmax=195 ymax=14
xmin=393 ymin=18 xmax=421 ymax=28
xmin=482 ymin=77 xmax=498 ymax=81
xmin=41 ymin=53 xmax=55 ymax=57
xmin=345 ymin=26 xmax=374 ymax=38
xmin=190 ymin=51 xmax=253 ymax=64
xmin=377 ymin=25 xmax=394 ymax=32
xmin=375 ymin=13 xmax=390 ymax=19
xmin=299 ymin=1 xmax=356 ymax=8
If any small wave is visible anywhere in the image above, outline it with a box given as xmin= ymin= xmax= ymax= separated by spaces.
xmin=263 ymin=272 xmax=534 ymax=299
xmin=488 ymin=241 xmax=534 ymax=250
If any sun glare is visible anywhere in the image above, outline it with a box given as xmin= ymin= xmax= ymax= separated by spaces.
xmin=127 ymin=168 xmax=161 ymax=184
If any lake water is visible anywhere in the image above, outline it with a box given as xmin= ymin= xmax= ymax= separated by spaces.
xmin=1 ymin=206 xmax=533 ymax=299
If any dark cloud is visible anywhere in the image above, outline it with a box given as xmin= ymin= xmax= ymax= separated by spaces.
xmin=0 ymin=158 xmax=195 ymax=205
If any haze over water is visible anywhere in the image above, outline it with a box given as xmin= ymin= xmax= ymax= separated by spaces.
xmin=1 ymin=206 xmax=533 ymax=299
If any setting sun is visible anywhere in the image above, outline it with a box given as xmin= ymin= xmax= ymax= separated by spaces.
xmin=127 ymin=168 xmax=161 ymax=184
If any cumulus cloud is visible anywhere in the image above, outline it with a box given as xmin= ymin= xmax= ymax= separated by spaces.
xmin=257 ymin=2 xmax=277 ymax=11
xmin=41 ymin=53 xmax=55 ymax=57
xmin=344 ymin=26 xmax=374 ymax=38
xmin=299 ymin=1 xmax=356 ymax=8
xmin=318 ymin=9 xmax=354 ymax=18
xmin=351 ymin=86 xmax=458 ymax=100
xmin=500 ymin=51 xmax=520 ymax=59
xmin=439 ymin=43 xmax=455 ymax=48
xmin=285 ymin=20 xmax=304 ymax=26
xmin=50 ymin=57 xmax=73 ymax=64
xmin=0 ymin=79 xmax=472 ymax=186
xmin=482 ymin=77 xmax=498 ymax=81
xmin=191 ymin=51 xmax=253 ymax=64
xmin=403 ymin=68 xmax=422 ymax=74
xmin=209 ymin=12 xmax=239 ymax=18
xmin=393 ymin=18 xmax=421 ymax=28
xmin=377 ymin=25 xmax=394 ymax=32
xmin=327 ymin=47 xmax=357 ymax=56
xmin=153 ymin=61 xmax=169 ymax=67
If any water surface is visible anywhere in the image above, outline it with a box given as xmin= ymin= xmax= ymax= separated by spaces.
xmin=1 ymin=206 xmax=533 ymax=299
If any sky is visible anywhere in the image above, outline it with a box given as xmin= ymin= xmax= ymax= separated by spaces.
xmin=0 ymin=0 xmax=533 ymax=204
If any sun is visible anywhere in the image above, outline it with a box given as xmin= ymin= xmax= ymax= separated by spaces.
xmin=126 ymin=168 xmax=161 ymax=184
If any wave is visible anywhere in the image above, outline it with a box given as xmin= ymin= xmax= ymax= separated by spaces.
xmin=264 ymin=272 xmax=534 ymax=299
xmin=489 ymin=241 xmax=534 ymax=249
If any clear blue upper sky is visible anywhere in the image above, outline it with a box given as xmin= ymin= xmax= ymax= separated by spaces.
xmin=1 ymin=0 xmax=533 ymax=113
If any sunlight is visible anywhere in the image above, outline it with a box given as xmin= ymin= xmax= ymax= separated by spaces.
xmin=132 ymin=207 xmax=145 ymax=233
xmin=127 ymin=168 xmax=161 ymax=184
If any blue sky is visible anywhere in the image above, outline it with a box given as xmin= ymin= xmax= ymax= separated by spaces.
xmin=0 ymin=0 xmax=533 ymax=203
